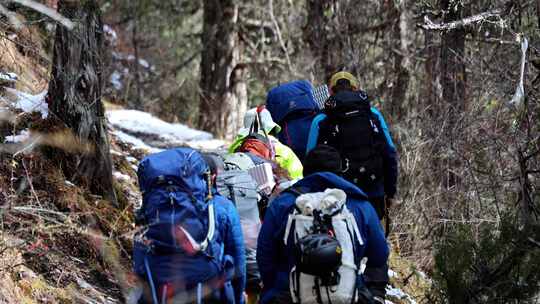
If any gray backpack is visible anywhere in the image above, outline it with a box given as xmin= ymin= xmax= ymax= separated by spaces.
xmin=215 ymin=153 xmax=262 ymax=290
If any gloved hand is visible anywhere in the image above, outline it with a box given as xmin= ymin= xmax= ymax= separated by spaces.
xmin=356 ymin=285 xmax=376 ymax=304
xmin=367 ymin=281 xmax=387 ymax=301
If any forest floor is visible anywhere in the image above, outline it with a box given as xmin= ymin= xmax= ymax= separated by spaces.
xmin=0 ymin=27 xmax=430 ymax=304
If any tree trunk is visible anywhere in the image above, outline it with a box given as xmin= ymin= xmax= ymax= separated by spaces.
xmin=199 ymin=0 xmax=247 ymax=140
xmin=304 ymin=0 xmax=341 ymax=82
xmin=439 ymin=0 xmax=467 ymax=189
xmin=131 ymin=1 xmax=143 ymax=110
xmin=48 ymin=0 xmax=117 ymax=206
xmin=388 ymin=0 xmax=412 ymax=121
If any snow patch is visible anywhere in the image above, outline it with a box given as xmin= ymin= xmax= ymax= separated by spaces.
xmin=108 ymin=109 xmax=214 ymax=143
xmin=113 ymin=129 xmax=162 ymax=153
xmin=5 ymin=88 xmax=48 ymax=118
xmin=5 ymin=129 xmax=29 ymax=143
xmin=186 ymin=139 xmax=225 ymax=150
xmin=110 ymin=71 xmax=123 ymax=90
xmin=111 ymin=52 xmax=152 ymax=70
xmin=110 ymin=150 xmax=124 ymax=156
xmin=138 ymin=59 xmax=150 ymax=69
xmin=113 ymin=171 xmax=131 ymax=182
xmin=103 ymin=24 xmax=117 ymax=45
xmin=0 ymin=72 xmax=18 ymax=82
xmin=386 ymin=285 xmax=417 ymax=304
xmin=126 ymin=156 xmax=138 ymax=163
xmin=388 ymin=269 xmax=398 ymax=278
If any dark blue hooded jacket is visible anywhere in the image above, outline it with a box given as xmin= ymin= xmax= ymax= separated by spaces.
xmin=256 ymin=172 xmax=389 ymax=303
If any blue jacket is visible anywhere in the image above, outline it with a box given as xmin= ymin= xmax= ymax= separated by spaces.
xmin=256 ymin=172 xmax=389 ymax=303
xmin=306 ymin=108 xmax=398 ymax=198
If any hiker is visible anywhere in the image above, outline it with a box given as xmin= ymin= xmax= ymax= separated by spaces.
xmin=306 ymin=71 xmax=398 ymax=222
xmin=230 ymin=106 xmax=303 ymax=180
xmin=133 ymin=148 xmax=246 ymax=304
xmin=266 ymin=80 xmax=321 ymax=163
xmin=256 ymin=145 xmax=389 ymax=304
xmin=202 ymin=151 xmax=268 ymax=304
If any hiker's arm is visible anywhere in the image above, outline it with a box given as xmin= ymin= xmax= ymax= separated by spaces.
xmin=371 ymin=108 xmax=398 ymax=198
xmin=275 ymin=142 xmax=303 ymax=180
xmin=228 ymin=135 xmax=246 ymax=153
xmin=305 ymin=113 xmax=327 ymax=155
xmin=224 ymin=204 xmax=246 ymax=304
xmin=362 ymin=203 xmax=389 ymax=268
xmin=256 ymin=204 xmax=280 ymax=291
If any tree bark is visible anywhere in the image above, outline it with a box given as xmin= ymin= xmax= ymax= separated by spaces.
xmin=304 ymin=0 xmax=342 ymax=82
xmin=439 ymin=0 xmax=467 ymax=189
xmin=388 ymin=0 xmax=412 ymax=120
xmin=199 ymin=0 xmax=247 ymax=140
xmin=48 ymin=0 xmax=117 ymax=206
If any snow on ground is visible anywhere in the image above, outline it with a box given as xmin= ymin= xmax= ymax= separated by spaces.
xmin=186 ymin=139 xmax=227 ymax=150
xmin=4 ymin=129 xmax=30 ymax=143
xmin=109 ymin=71 xmax=123 ymax=90
xmin=386 ymin=285 xmax=417 ymax=304
xmin=4 ymin=88 xmax=48 ymax=118
xmin=113 ymin=171 xmax=131 ymax=182
xmin=103 ymin=24 xmax=117 ymax=46
xmin=112 ymin=129 xmax=162 ymax=153
xmin=107 ymin=109 xmax=224 ymax=150
xmin=0 ymin=72 xmax=18 ymax=82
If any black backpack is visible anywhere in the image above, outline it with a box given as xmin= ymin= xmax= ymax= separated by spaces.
xmin=318 ymin=90 xmax=385 ymax=190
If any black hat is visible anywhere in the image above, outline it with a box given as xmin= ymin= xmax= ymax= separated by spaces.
xmin=303 ymin=145 xmax=342 ymax=176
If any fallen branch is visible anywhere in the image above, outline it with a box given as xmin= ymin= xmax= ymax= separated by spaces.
xmin=419 ymin=9 xmax=502 ymax=31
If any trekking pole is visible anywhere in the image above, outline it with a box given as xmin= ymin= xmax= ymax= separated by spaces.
xmin=206 ymin=170 xmax=213 ymax=201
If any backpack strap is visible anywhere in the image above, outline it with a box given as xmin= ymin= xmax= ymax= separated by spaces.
xmin=177 ymin=201 xmax=216 ymax=253
xmin=283 ymin=185 xmax=307 ymax=245
xmin=305 ymin=113 xmax=327 ymax=156
xmin=144 ymin=255 xmax=159 ymax=304
xmin=256 ymin=106 xmax=276 ymax=158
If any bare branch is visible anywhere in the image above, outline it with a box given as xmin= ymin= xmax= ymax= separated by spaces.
xmin=509 ymin=36 xmax=528 ymax=108
xmin=268 ymin=0 xmax=293 ymax=74
xmin=0 ymin=4 xmax=23 ymax=29
xmin=419 ymin=9 xmax=502 ymax=31
xmin=9 ymin=0 xmax=75 ymax=30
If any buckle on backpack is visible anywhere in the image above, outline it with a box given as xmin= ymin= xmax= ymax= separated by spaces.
xmin=341 ymin=158 xmax=350 ymax=173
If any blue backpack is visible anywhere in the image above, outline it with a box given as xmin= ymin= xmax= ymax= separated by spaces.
xmin=133 ymin=148 xmax=235 ymax=304
xmin=266 ymin=80 xmax=319 ymax=161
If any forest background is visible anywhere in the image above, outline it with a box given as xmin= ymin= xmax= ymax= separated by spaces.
xmin=0 ymin=0 xmax=539 ymax=303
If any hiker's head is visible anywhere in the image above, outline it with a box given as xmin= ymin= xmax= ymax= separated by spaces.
xmin=200 ymin=152 xmax=224 ymax=186
xmin=303 ymin=145 xmax=342 ymax=176
xmin=328 ymin=71 xmax=359 ymax=95
xmin=241 ymin=107 xmax=281 ymax=136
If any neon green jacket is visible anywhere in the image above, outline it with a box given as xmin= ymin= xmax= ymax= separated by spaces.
xmin=229 ymin=135 xmax=303 ymax=180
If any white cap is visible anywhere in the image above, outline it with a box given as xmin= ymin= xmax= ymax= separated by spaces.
xmin=239 ymin=108 xmax=281 ymax=136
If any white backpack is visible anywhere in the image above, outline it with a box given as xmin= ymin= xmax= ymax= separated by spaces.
xmin=283 ymin=188 xmax=363 ymax=304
